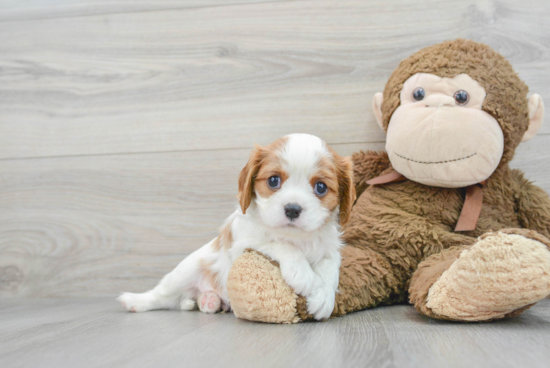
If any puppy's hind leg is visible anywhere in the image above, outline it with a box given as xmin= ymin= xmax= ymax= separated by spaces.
xmin=118 ymin=268 xmax=192 ymax=313
xmin=118 ymin=290 xmax=171 ymax=313
xmin=197 ymin=291 xmax=221 ymax=314
xmin=180 ymin=298 xmax=197 ymax=311
xmin=119 ymin=242 xmax=212 ymax=312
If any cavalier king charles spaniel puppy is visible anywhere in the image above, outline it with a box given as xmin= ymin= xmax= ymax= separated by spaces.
xmin=118 ymin=133 xmax=355 ymax=320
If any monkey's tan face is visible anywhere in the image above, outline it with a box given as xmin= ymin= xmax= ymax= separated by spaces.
xmin=385 ymin=73 xmax=504 ymax=188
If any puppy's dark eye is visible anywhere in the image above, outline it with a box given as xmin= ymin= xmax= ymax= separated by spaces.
xmin=412 ymin=87 xmax=425 ymax=101
xmin=314 ymin=182 xmax=328 ymax=196
xmin=267 ymin=176 xmax=281 ymax=189
xmin=454 ymin=90 xmax=469 ymax=105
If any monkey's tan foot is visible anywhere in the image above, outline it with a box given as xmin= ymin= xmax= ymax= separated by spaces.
xmin=421 ymin=230 xmax=550 ymax=321
xmin=226 ymin=249 xmax=312 ymax=324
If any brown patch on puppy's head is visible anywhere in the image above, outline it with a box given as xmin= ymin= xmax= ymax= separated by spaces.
xmin=238 ymin=137 xmax=288 ymax=213
xmin=311 ymin=156 xmax=340 ymax=213
xmin=254 ymin=149 xmax=289 ymax=200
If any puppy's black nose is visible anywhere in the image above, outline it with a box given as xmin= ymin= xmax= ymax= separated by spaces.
xmin=284 ymin=203 xmax=302 ymax=220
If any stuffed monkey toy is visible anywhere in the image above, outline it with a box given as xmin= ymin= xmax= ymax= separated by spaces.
xmin=226 ymin=39 xmax=550 ymax=323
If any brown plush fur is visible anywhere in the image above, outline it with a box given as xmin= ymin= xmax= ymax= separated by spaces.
xmin=226 ymin=39 xmax=550 ymax=323
xmin=335 ymin=158 xmax=550 ymax=318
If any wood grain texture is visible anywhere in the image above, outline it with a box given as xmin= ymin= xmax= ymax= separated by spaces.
xmin=1 ymin=298 xmax=549 ymax=368
xmin=0 ymin=0 xmax=290 ymax=22
xmin=1 ymin=0 xmax=549 ymax=159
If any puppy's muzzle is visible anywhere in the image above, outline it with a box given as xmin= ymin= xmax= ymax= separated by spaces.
xmin=284 ymin=203 xmax=302 ymax=220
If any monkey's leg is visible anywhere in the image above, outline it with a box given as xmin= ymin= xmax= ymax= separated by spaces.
xmin=332 ymin=245 xmax=403 ymax=316
xmin=409 ymin=229 xmax=550 ymax=321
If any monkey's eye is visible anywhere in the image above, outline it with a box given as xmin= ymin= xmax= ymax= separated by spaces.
xmin=267 ymin=176 xmax=281 ymax=189
xmin=454 ymin=90 xmax=469 ymax=105
xmin=314 ymin=182 xmax=328 ymax=197
xmin=412 ymin=87 xmax=425 ymax=101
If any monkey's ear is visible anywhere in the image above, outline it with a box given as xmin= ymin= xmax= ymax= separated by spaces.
xmin=372 ymin=92 xmax=384 ymax=131
xmin=522 ymin=94 xmax=544 ymax=142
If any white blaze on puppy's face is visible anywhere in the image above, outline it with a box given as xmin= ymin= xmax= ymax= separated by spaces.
xmin=379 ymin=73 xmax=505 ymax=188
xmin=240 ymin=134 xmax=354 ymax=234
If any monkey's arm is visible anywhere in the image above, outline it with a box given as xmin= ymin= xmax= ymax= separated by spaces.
xmin=351 ymin=150 xmax=391 ymax=198
xmin=334 ymin=195 xmax=476 ymax=315
xmin=513 ymin=169 xmax=550 ymax=239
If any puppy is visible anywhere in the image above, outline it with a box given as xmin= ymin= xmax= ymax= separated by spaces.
xmin=118 ymin=133 xmax=355 ymax=320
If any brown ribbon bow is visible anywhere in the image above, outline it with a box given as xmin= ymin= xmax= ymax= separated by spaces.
xmin=366 ymin=171 xmax=486 ymax=232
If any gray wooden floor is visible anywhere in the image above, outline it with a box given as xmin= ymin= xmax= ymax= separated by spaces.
xmin=1 ymin=298 xmax=550 ymax=368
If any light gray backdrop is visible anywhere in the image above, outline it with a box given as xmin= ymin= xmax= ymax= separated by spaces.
xmin=1 ymin=0 xmax=549 ymax=298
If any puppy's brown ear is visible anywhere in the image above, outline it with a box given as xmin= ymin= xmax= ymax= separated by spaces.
xmin=238 ymin=145 xmax=264 ymax=214
xmin=336 ymin=155 xmax=356 ymax=225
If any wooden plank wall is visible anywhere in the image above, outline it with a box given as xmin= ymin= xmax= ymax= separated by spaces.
xmin=1 ymin=0 xmax=549 ymax=298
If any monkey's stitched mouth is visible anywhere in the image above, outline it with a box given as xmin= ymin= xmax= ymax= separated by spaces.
xmin=394 ymin=152 xmax=477 ymax=165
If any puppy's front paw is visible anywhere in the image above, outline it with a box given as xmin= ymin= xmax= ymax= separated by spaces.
xmin=306 ymin=286 xmax=335 ymax=321
xmin=279 ymin=260 xmax=316 ymax=296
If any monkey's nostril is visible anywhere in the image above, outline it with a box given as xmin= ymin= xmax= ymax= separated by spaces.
xmin=284 ymin=203 xmax=302 ymax=220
